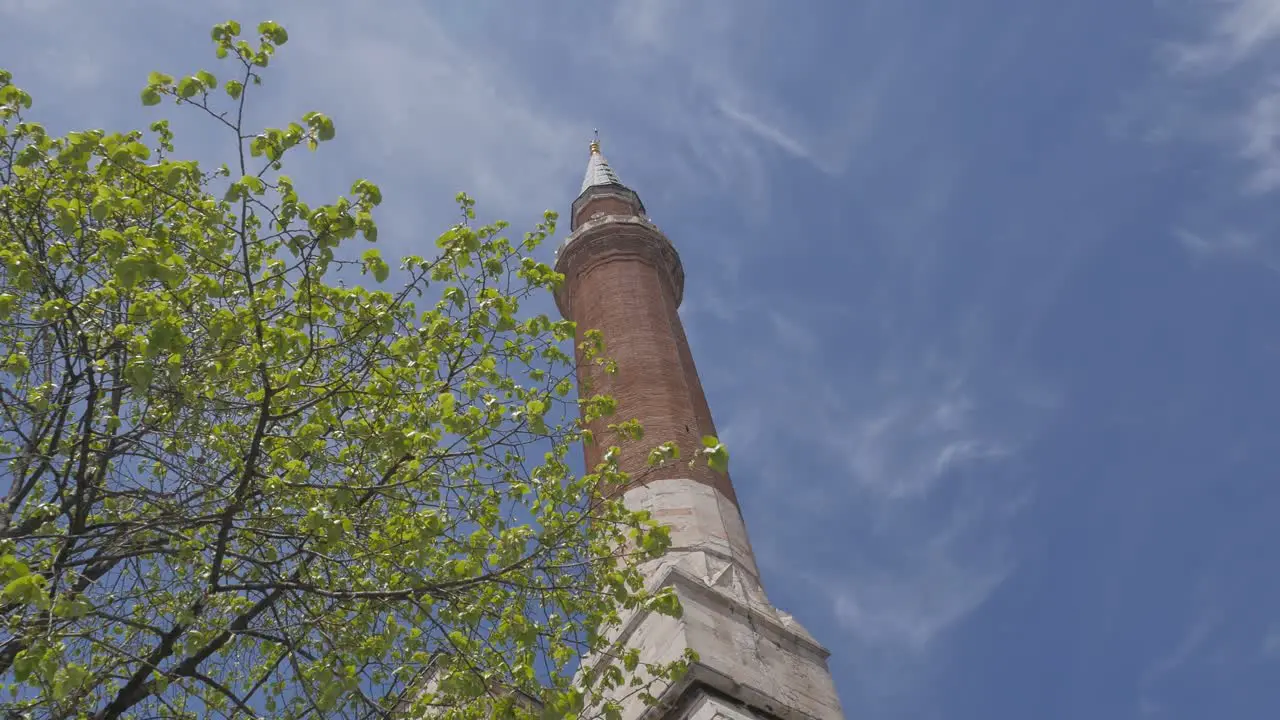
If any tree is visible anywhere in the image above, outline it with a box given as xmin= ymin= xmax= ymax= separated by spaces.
xmin=0 ymin=20 xmax=693 ymax=719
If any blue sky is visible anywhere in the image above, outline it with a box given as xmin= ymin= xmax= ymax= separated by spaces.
xmin=4 ymin=1 xmax=1280 ymax=718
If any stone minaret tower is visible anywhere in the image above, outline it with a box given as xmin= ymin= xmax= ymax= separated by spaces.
xmin=554 ymin=139 xmax=846 ymax=720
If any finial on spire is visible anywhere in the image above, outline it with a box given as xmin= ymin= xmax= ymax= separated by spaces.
xmin=589 ymin=128 xmax=601 ymax=155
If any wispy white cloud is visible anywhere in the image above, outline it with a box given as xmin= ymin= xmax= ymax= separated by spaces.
xmin=716 ymin=100 xmax=812 ymax=163
xmin=1176 ymin=227 xmax=1260 ymax=256
xmin=824 ymin=390 xmax=1014 ymax=501
xmin=802 ymin=379 xmax=1032 ymax=659
xmin=1153 ymin=0 xmax=1280 ymax=274
xmin=1168 ymin=0 xmax=1280 ymax=74
xmin=1263 ymin=623 xmax=1280 ymax=657
xmin=1237 ymin=79 xmax=1280 ymax=191
xmin=828 ymin=535 xmax=1013 ymax=653
xmin=691 ymin=294 xmax=1050 ymax=670
xmin=1140 ymin=607 xmax=1224 ymax=715
xmin=1 ymin=2 xmax=584 ymax=230
xmin=578 ymin=0 xmax=890 ymax=206
xmin=4 ymin=0 xmax=897 ymax=233
xmin=1175 ymin=227 xmax=1280 ymax=272
xmin=1146 ymin=609 xmax=1222 ymax=683
xmin=1161 ymin=0 xmax=1280 ymax=186
xmin=273 ymin=4 xmax=583 ymax=227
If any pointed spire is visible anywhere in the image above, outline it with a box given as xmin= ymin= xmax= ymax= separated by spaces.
xmin=581 ymin=130 xmax=622 ymax=193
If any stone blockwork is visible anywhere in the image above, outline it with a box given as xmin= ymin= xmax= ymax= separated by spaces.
xmin=586 ymin=550 xmax=843 ymax=720
xmin=624 ymin=478 xmax=762 ymax=590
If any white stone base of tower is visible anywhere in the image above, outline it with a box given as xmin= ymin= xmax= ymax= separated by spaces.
xmin=587 ymin=479 xmax=846 ymax=720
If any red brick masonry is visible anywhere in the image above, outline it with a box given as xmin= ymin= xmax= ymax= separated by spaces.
xmin=555 ymin=199 xmax=739 ymax=507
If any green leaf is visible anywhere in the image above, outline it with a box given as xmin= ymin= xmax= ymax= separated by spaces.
xmin=53 ymin=664 xmax=89 ymax=700
xmin=90 ymin=195 xmax=110 ymax=221
xmin=140 ymin=87 xmax=161 ymax=106
xmin=701 ymin=436 xmax=730 ymax=474
xmin=2 ymin=574 xmax=49 ymax=608
xmin=53 ymin=596 xmax=91 ymax=619
xmin=14 ymin=145 xmax=42 ymax=167
xmin=258 ymin=20 xmax=289 ymax=45
xmin=239 ymin=174 xmax=265 ymax=194
xmin=361 ymin=248 xmax=389 ymax=282
xmin=176 ymin=76 xmax=200 ymax=99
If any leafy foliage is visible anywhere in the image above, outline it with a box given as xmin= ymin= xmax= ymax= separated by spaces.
xmin=0 ymin=20 xmax=698 ymax=719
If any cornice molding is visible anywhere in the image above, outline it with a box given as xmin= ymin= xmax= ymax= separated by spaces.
xmin=554 ymin=215 xmax=685 ymax=317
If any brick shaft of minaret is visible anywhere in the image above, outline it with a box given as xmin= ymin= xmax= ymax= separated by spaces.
xmin=556 ymin=206 xmax=733 ymax=504
xmin=555 ymin=196 xmax=763 ymax=585
xmin=555 ymin=143 xmax=845 ymax=720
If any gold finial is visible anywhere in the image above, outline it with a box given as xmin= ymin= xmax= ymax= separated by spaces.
xmin=589 ymin=128 xmax=600 ymax=155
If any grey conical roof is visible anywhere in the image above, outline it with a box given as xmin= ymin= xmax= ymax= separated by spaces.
xmin=581 ymin=139 xmax=622 ymax=193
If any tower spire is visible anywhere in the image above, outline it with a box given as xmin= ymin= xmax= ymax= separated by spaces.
xmin=581 ymin=131 xmax=622 ymax=193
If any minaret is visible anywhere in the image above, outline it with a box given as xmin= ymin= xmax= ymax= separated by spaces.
xmin=555 ymin=139 xmax=846 ymax=720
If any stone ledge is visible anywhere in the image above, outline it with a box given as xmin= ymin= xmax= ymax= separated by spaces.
xmin=665 ymin=682 xmax=782 ymax=720
xmin=589 ymin=562 xmax=844 ymax=720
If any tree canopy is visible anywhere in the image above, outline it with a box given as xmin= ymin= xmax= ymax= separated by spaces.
xmin=0 ymin=19 xmax=698 ymax=719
